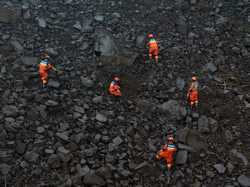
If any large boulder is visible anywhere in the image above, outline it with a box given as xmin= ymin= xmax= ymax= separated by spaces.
xmin=158 ymin=100 xmax=187 ymax=120
xmin=94 ymin=29 xmax=119 ymax=56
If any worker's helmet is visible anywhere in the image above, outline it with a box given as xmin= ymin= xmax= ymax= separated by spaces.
xmin=148 ymin=34 xmax=154 ymax=38
xmin=114 ymin=76 xmax=120 ymax=82
xmin=192 ymin=76 xmax=197 ymax=81
xmin=41 ymin=52 xmax=50 ymax=59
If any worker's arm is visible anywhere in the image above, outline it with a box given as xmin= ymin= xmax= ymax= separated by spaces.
xmin=156 ymin=150 xmax=163 ymax=159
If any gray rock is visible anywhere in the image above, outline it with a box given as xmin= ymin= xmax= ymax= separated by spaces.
xmin=175 ymin=150 xmax=188 ymax=164
xmin=21 ymin=57 xmax=38 ymax=66
xmin=16 ymin=141 xmax=26 ymax=155
xmin=76 ymin=164 xmax=90 ymax=177
xmin=94 ymin=29 xmax=119 ymax=56
xmin=45 ymin=100 xmax=59 ymax=106
xmin=226 ymin=162 xmax=234 ymax=174
xmin=224 ymin=130 xmax=233 ymax=143
xmin=190 ymin=0 xmax=197 ymax=4
xmin=94 ymin=15 xmax=104 ymax=22
xmin=57 ymin=146 xmax=69 ymax=154
xmin=213 ymin=164 xmax=226 ymax=174
xmin=230 ymin=149 xmax=248 ymax=166
xmin=38 ymin=18 xmax=46 ymax=28
xmin=0 ymin=163 xmax=11 ymax=175
xmin=96 ymin=113 xmax=107 ymax=122
xmin=136 ymin=35 xmax=146 ymax=48
xmin=179 ymin=128 xmax=208 ymax=152
xmin=178 ymin=143 xmax=195 ymax=152
xmin=81 ymin=77 xmax=94 ymax=88
xmin=0 ymin=7 xmax=18 ymax=23
xmin=113 ymin=136 xmax=123 ymax=146
xmin=74 ymin=106 xmax=85 ymax=114
xmin=237 ymin=175 xmax=250 ymax=187
xmin=24 ymin=151 xmax=39 ymax=163
xmin=37 ymin=127 xmax=45 ymax=134
xmin=92 ymin=96 xmax=103 ymax=103
xmin=47 ymin=154 xmax=61 ymax=169
xmin=73 ymin=21 xmax=82 ymax=30
xmin=56 ymin=132 xmax=69 ymax=141
xmin=198 ymin=115 xmax=210 ymax=133
xmin=45 ymin=149 xmax=54 ymax=154
xmin=158 ymin=100 xmax=187 ymax=120
xmin=2 ymin=105 xmax=19 ymax=117
xmin=135 ymin=161 xmax=149 ymax=171
xmin=204 ymin=62 xmax=217 ymax=73
xmin=10 ymin=40 xmax=24 ymax=53
xmin=84 ymin=173 xmax=106 ymax=186
xmin=176 ymin=77 xmax=185 ymax=90
xmin=46 ymin=48 xmax=58 ymax=56
xmin=48 ymin=80 xmax=60 ymax=88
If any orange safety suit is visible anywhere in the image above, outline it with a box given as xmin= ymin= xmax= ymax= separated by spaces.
xmin=148 ymin=38 xmax=159 ymax=62
xmin=187 ymin=81 xmax=199 ymax=106
xmin=39 ymin=59 xmax=53 ymax=85
xmin=156 ymin=144 xmax=177 ymax=170
xmin=109 ymin=81 xmax=122 ymax=96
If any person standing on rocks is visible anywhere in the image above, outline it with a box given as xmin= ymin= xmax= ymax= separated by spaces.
xmin=39 ymin=52 xmax=58 ymax=89
xmin=187 ymin=76 xmax=199 ymax=109
xmin=108 ymin=76 xmax=122 ymax=96
xmin=156 ymin=135 xmax=177 ymax=175
xmin=147 ymin=33 xmax=159 ymax=63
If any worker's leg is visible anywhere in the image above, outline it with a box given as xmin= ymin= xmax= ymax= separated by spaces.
xmin=155 ymin=55 xmax=159 ymax=63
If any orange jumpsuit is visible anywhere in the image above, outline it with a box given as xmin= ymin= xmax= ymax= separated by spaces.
xmin=109 ymin=81 xmax=122 ymax=96
xmin=148 ymin=38 xmax=159 ymax=62
xmin=39 ymin=60 xmax=52 ymax=85
xmin=156 ymin=144 xmax=177 ymax=170
xmin=187 ymin=81 xmax=199 ymax=106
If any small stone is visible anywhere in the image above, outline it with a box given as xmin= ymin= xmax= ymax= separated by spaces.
xmin=84 ymin=173 xmax=105 ymax=186
xmin=48 ymin=80 xmax=60 ymax=88
xmin=213 ymin=164 xmax=226 ymax=174
xmin=237 ymin=175 xmax=250 ymax=187
xmin=204 ymin=62 xmax=217 ymax=73
xmin=74 ymin=106 xmax=85 ymax=114
xmin=58 ymin=146 xmax=69 ymax=154
xmin=2 ymin=105 xmax=19 ymax=117
xmin=11 ymin=40 xmax=24 ymax=53
xmin=94 ymin=15 xmax=104 ymax=22
xmin=38 ymin=18 xmax=46 ymax=28
xmin=96 ymin=113 xmax=107 ymax=122
xmin=92 ymin=96 xmax=103 ymax=103
xmin=45 ymin=149 xmax=54 ymax=154
xmin=224 ymin=130 xmax=233 ymax=143
xmin=73 ymin=21 xmax=82 ymax=30
xmin=16 ymin=141 xmax=26 ymax=155
xmin=0 ymin=163 xmax=11 ymax=175
xmin=45 ymin=100 xmax=58 ymax=106
xmin=76 ymin=164 xmax=90 ymax=177
xmin=56 ymin=132 xmax=69 ymax=141
xmin=226 ymin=162 xmax=234 ymax=174
xmin=113 ymin=136 xmax=123 ymax=146
xmin=198 ymin=115 xmax=209 ymax=133
xmin=175 ymin=150 xmax=188 ymax=164
xmin=24 ymin=151 xmax=39 ymax=163
xmin=81 ymin=77 xmax=94 ymax=88
xmin=37 ymin=127 xmax=45 ymax=133
xmin=176 ymin=77 xmax=185 ymax=90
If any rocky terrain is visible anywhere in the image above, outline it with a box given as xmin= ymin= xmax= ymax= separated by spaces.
xmin=0 ymin=0 xmax=250 ymax=186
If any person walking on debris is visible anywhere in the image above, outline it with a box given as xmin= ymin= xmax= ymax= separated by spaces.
xmin=39 ymin=52 xmax=59 ymax=89
xmin=147 ymin=33 xmax=159 ymax=63
xmin=109 ymin=76 xmax=122 ymax=96
xmin=156 ymin=135 xmax=177 ymax=173
xmin=187 ymin=76 xmax=199 ymax=109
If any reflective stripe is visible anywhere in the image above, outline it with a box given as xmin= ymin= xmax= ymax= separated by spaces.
xmin=40 ymin=60 xmax=49 ymax=65
xmin=168 ymin=144 xmax=176 ymax=148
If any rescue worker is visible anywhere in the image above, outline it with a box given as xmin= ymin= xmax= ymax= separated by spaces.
xmin=108 ymin=76 xmax=122 ymax=96
xmin=39 ymin=52 xmax=57 ymax=88
xmin=156 ymin=135 xmax=177 ymax=171
xmin=147 ymin=33 xmax=159 ymax=63
xmin=187 ymin=76 xmax=199 ymax=108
